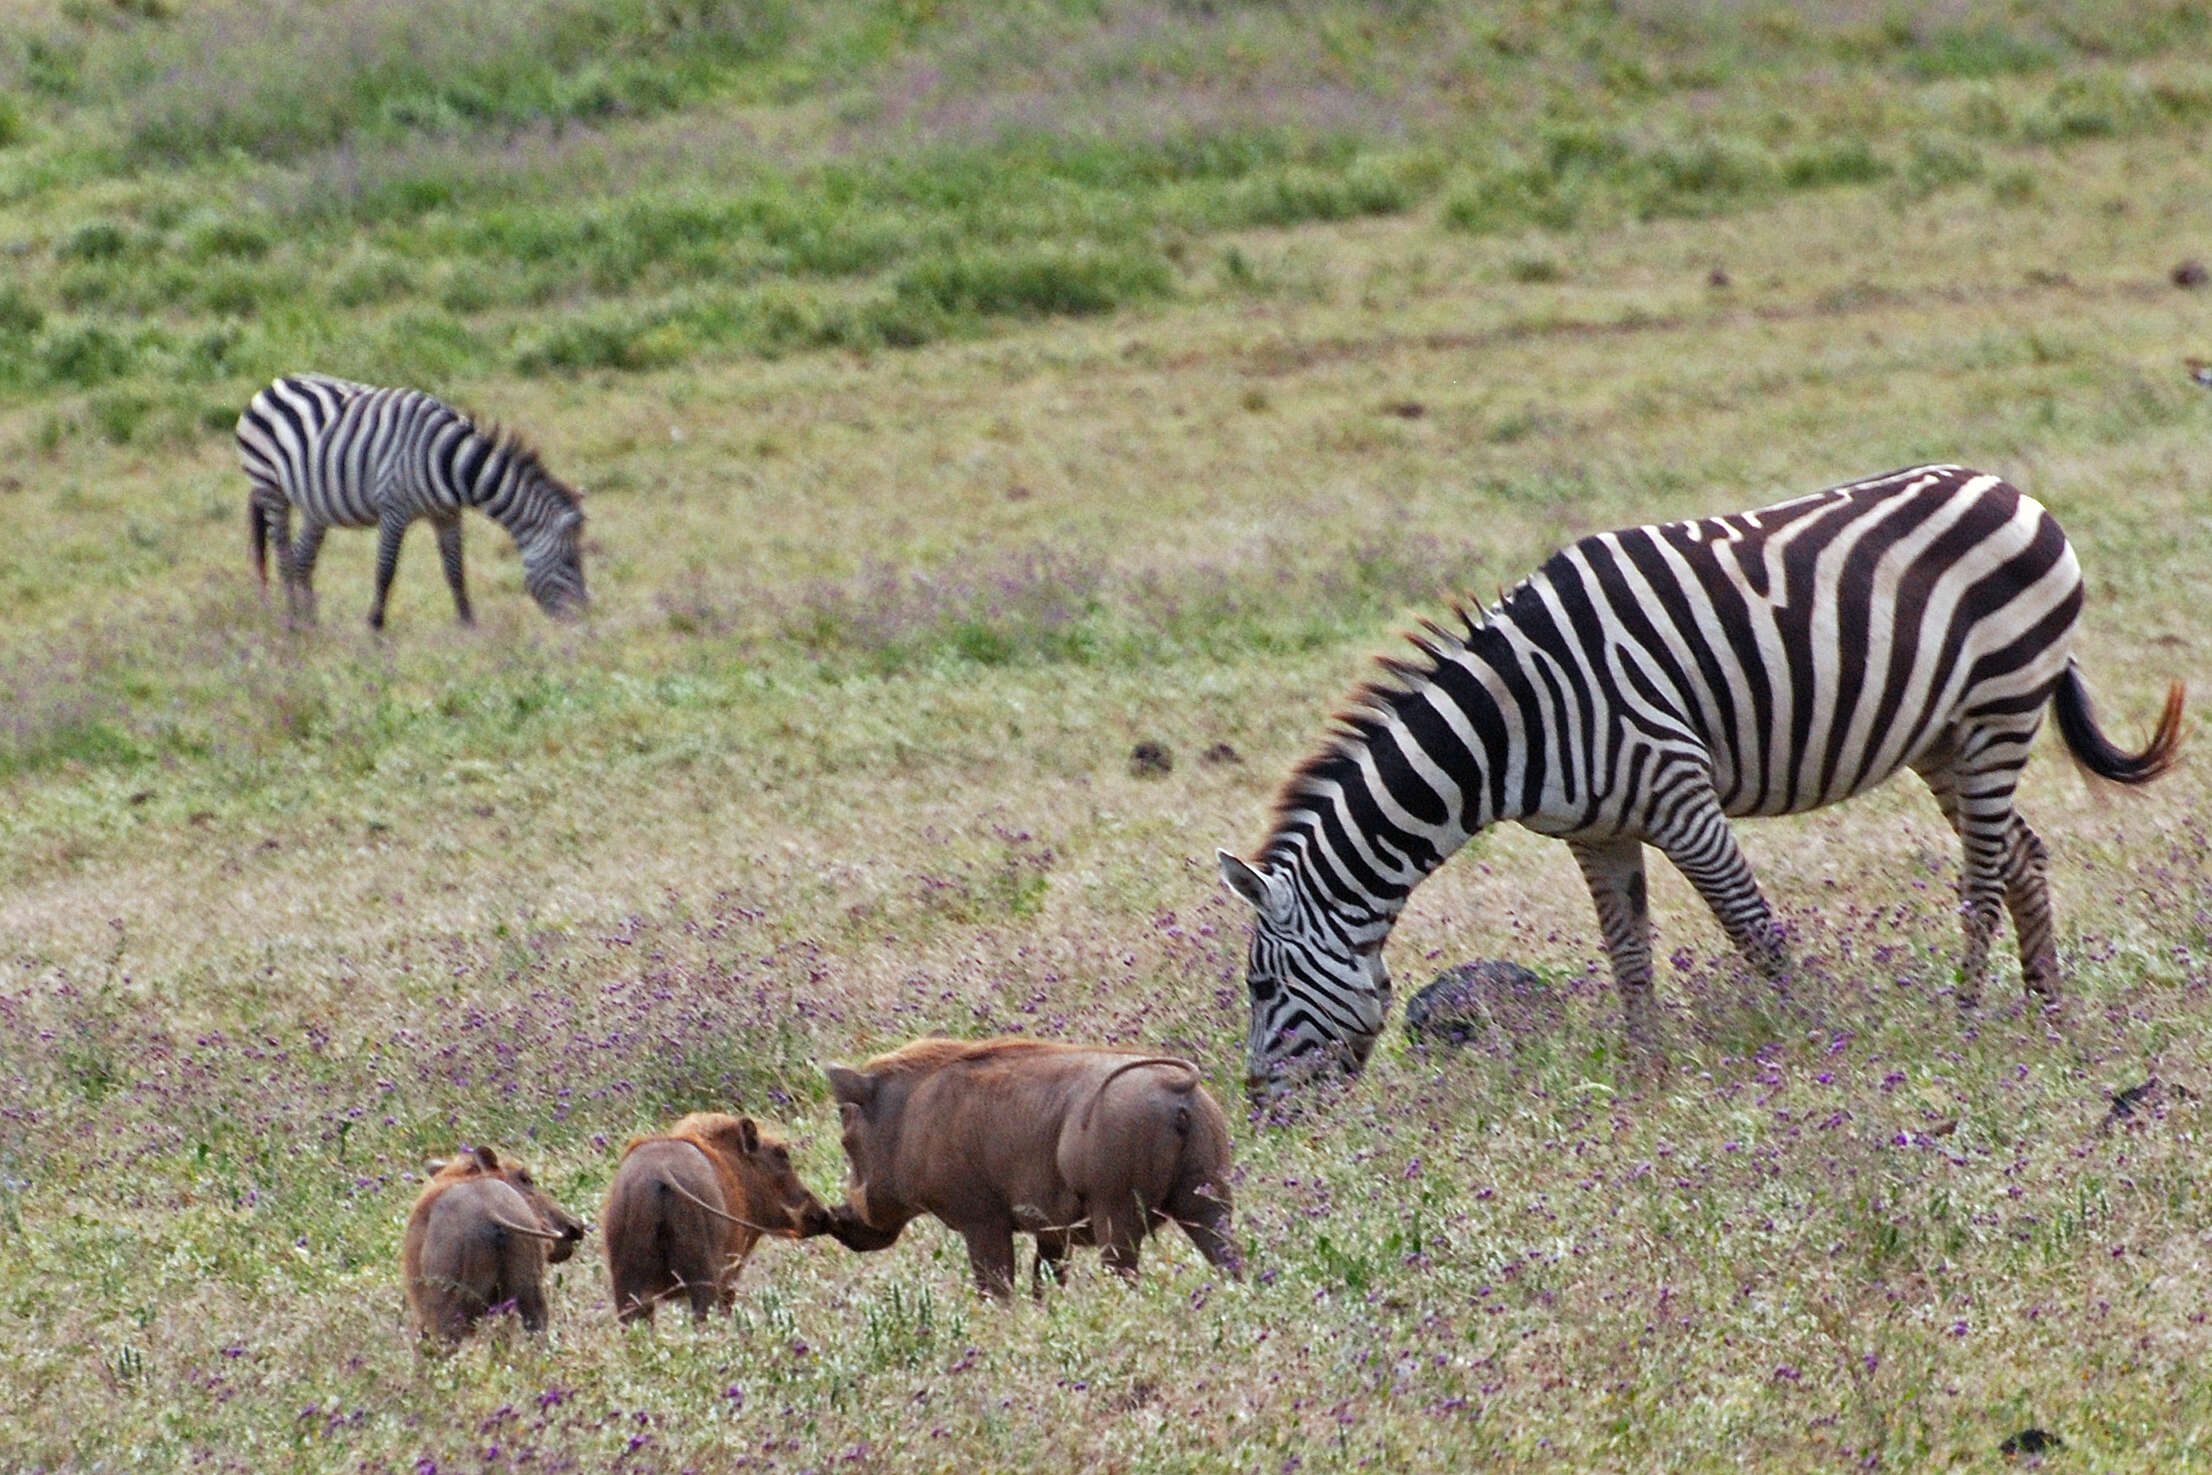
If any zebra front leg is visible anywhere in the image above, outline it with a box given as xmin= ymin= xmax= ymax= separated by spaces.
xmin=369 ymin=509 xmax=411 ymax=631
xmin=433 ymin=516 xmax=474 ymax=627
xmin=1566 ymin=836 xmax=1663 ymax=1059
xmin=1648 ymin=798 xmax=1788 ymax=980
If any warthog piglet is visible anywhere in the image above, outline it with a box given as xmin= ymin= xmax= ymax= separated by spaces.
xmin=603 ymin=1113 xmax=832 ymax=1323
xmin=403 ymin=1145 xmax=586 ymax=1343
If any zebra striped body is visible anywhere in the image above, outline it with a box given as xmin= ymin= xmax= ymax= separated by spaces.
xmin=238 ymin=374 xmax=587 ymax=628
xmin=1219 ymin=465 xmax=2184 ymax=1093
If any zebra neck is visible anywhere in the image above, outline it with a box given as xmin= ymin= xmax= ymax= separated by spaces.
xmin=1261 ymin=827 xmax=1425 ymax=936
xmin=454 ymin=430 xmax=559 ymax=543
xmin=1260 ymin=613 xmax=1526 ymax=918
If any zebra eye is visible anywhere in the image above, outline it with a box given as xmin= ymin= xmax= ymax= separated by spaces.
xmin=1249 ymin=975 xmax=1278 ymax=1003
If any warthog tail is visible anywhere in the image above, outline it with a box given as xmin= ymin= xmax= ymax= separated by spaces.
xmin=484 ymin=1212 xmax=566 ymax=1243
xmin=656 ymin=1176 xmax=794 ymax=1238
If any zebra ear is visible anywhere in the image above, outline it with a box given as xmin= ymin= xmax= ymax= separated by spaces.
xmin=1217 ymin=850 xmax=1292 ymax=924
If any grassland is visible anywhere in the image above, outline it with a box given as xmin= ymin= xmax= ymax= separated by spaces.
xmin=3 ymin=1 xmax=2212 ymax=1469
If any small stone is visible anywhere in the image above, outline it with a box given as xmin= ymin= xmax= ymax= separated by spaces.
xmin=1380 ymin=400 xmax=1427 ymax=419
xmin=1128 ymin=741 xmax=1173 ymax=778
xmin=2187 ymin=356 xmax=2212 ymax=388
xmin=2100 ymin=1077 xmax=2184 ymax=1134
xmin=1705 ymin=267 xmax=1731 ymax=289
xmin=1198 ymin=742 xmax=1242 ymax=766
xmin=1404 ymin=960 xmax=1549 ymax=1047
xmin=2110 ymin=1078 xmax=2160 ymax=1119
xmin=2173 ymin=259 xmax=2207 ymax=288
xmin=1999 ymin=1427 xmax=2061 ymax=1457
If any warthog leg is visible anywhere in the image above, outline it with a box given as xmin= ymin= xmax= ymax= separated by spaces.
xmin=961 ymin=1215 xmax=1018 ymax=1300
xmin=1032 ymin=1231 xmax=1070 ymax=1297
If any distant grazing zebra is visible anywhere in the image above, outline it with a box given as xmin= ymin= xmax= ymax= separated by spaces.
xmin=237 ymin=373 xmax=588 ymax=628
xmin=1219 ymin=465 xmax=2184 ymax=1093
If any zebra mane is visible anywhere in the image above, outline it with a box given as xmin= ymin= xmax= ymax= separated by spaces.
xmin=470 ymin=414 xmax=583 ymax=510
xmin=1263 ymin=597 xmax=1497 ymax=842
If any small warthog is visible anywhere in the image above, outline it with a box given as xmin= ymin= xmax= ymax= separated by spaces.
xmin=402 ymin=1145 xmax=586 ymax=1343
xmin=603 ymin=1113 xmax=832 ymax=1323
xmin=822 ymin=1037 xmax=1240 ymax=1298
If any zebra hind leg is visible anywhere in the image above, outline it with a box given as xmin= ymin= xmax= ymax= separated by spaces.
xmin=369 ymin=508 xmax=411 ymax=631
xmin=1999 ymin=818 xmax=2060 ymax=1004
xmin=1914 ymin=746 xmax=2059 ymax=1009
xmin=1566 ymin=836 xmax=1664 ymax=1062
xmin=251 ymin=488 xmax=294 ymax=610
xmin=289 ymin=522 xmax=328 ymax=627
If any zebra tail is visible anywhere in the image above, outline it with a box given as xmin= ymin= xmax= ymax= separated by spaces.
xmin=2052 ymin=663 xmax=2185 ymax=785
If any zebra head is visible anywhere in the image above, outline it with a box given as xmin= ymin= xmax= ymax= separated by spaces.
xmin=521 ymin=506 xmax=589 ymax=620
xmin=1217 ymin=850 xmax=1391 ymax=1099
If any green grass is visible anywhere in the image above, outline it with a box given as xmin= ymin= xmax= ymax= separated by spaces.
xmin=6 ymin=1 xmax=2212 ymax=1470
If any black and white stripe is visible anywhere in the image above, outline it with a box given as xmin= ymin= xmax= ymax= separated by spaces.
xmin=1220 ymin=465 xmax=2184 ymax=1092
xmin=238 ymin=373 xmax=588 ymax=628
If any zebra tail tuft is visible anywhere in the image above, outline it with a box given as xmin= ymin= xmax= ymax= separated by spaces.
xmin=2052 ymin=663 xmax=2184 ymax=785
xmin=249 ymin=499 xmax=269 ymax=588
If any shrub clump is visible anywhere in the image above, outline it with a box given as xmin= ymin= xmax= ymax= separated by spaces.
xmin=892 ymin=247 xmax=1173 ymax=323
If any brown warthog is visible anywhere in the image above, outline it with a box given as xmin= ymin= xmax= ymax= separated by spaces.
xmin=602 ymin=1113 xmax=832 ymax=1323
xmin=402 ymin=1145 xmax=586 ymax=1343
xmin=822 ymin=1038 xmax=1240 ymax=1298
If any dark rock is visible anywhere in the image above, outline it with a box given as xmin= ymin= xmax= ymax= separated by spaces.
xmin=2099 ymin=1077 xmax=2195 ymax=1132
xmin=2174 ymin=259 xmax=2208 ymax=289
xmin=1199 ymin=742 xmax=1243 ymax=766
xmin=1380 ymin=399 xmax=1427 ymax=419
xmin=1128 ymin=741 xmax=1173 ymax=778
xmin=1404 ymin=960 xmax=1550 ymax=1048
xmin=1999 ymin=1427 xmax=2061 ymax=1456
xmin=2110 ymin=1078 xmax=2160 ymax=1119
xmin=1706 ymin=267 xmax=1731 ymax=289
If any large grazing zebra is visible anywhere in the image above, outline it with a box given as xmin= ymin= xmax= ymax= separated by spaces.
xmin=1219 ymin=465 xmax=2184 ymax=1095
xmin=238 ymin=374 xmax=588 ymax=628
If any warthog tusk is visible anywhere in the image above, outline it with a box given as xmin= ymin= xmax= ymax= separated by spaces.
xmin=485 ymin=1213 xmax=568 ymax=1243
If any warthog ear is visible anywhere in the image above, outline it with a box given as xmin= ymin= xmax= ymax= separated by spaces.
xmin=471 ymin=1145 xmax=501 ymax=1172
xmin=824 ymin=1065 xmax=875 ymax=1112
xmin=738 ymin=1117 xmax=760 ymax=1154
xmin=1217 ymin=850 xmax=1292 ymax=925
